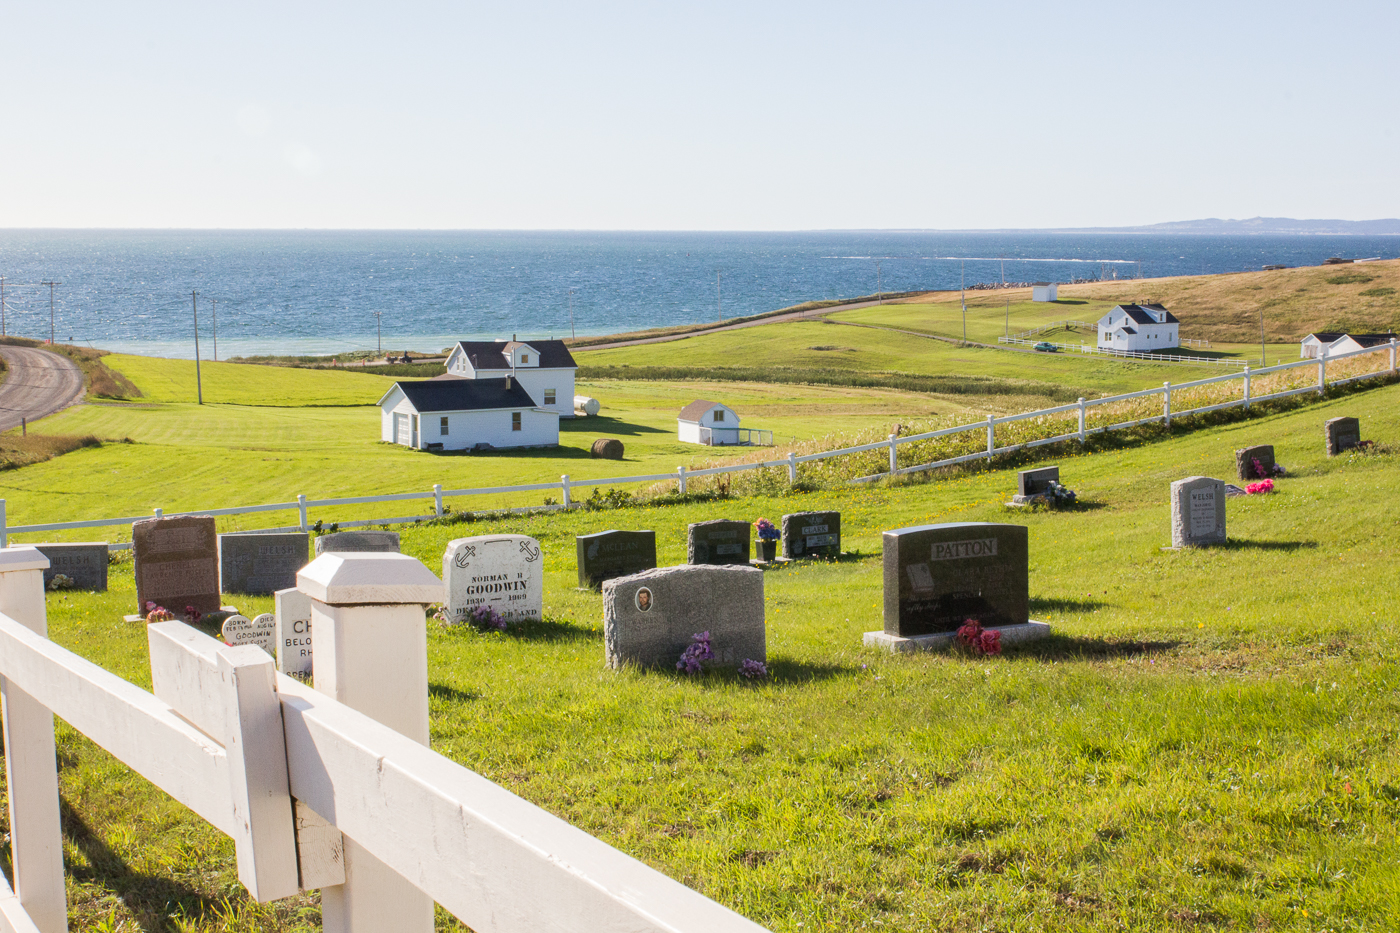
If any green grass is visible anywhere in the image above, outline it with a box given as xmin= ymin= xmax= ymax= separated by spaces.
xmin=104 ymin=354 xmax=397 ymax=407
xmin=12 ymin=381 xmax=1400 ymax=931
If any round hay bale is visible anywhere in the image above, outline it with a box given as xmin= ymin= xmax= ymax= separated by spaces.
xmin=591 ymin=438 xmax=624 ymax=460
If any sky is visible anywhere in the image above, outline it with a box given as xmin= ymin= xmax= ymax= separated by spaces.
xmin=2 ymin=0 xmax=1397 ymax=230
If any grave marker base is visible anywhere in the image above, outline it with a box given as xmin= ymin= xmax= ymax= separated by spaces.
xmin=124 ymin=605 xmax=239 ymax=624
xmin=863 ymin=620 xmax=1051 ymax=653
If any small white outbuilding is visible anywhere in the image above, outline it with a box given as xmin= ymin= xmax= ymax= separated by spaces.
xmin=1299 ymin=332 xmax=1398 ymax=359
xmin=1031 ymin=282 xmax=1059 ymax=302
xmin=677 ymin=400 xmax=772 ymax=446
xmin=378 ymin=376 xmax=559 ymax=451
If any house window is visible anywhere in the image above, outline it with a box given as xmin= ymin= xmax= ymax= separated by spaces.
xmin=544 ymin=389 xmax=556 ymax=405
xmin=440 ymin=416 xmax=449 ymax=435
xmin=512 ymin=412 xmax=522 ymax=431
xmin=521 ymin=353 xmax=529 ymax=364
xmin=713 ymin=409 xmax=725 ymax=422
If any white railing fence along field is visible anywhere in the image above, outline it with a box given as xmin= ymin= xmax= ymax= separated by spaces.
xmin=0 ymin=340 xmax=1394 ymax=546
xmin=0 ymin=548 xmax=770 ymax=933
xmin=997 ymin=335 xmax=1244 ymax=366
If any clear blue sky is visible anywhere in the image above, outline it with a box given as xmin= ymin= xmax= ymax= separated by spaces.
xmin=3 ymin=1 xmax=1396 ymax=230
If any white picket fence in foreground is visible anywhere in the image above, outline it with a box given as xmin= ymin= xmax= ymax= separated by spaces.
xmin=0 ymin=341 xmax=1395 ymax=547
xmin=0 ymin=548 xmax=769 ymax=933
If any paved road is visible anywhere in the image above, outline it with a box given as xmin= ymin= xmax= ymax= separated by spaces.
xmin=0 ymin=346 xmax=86 ymax=432
xmin=572 ymin=298 xmax=896 ymax=352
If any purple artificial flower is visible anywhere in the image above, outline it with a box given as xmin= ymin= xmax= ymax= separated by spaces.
xmin=677 ymin=631 xmax=714 ymax=674
xmin=739 ymin=658 xmax=768 ymax=679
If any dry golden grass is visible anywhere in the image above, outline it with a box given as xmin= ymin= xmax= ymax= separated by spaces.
xmin=0 ymin=434 xmax=105 ymax=470
xmin=0 ymin=337 xmax=143 ymax=400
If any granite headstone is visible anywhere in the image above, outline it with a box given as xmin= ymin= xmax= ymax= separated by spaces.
xmin=443 ymin=534 xmax=544 ymax=624
xmin=882 ymin=522 xmax=1029 ymax=637
xmin=576 ymin=530 xmax=657 ymax=589
xmin=1170 ymin=476 xmax=1226 ymax=548
xmin=222 ymin=612 xmax=278 ymax=658
xmin=313 ymin=530 xmax=401 ymax=556
xmin=1235 ymin=445 xmax=1276 ymax=480
xmin=132 ymin=516 xmax=221 ymax=618
xmin=1017 ymin=466 xmax=1060 ymax=498
xmin=274 ymin=588 xmax=314 ymax=680
xmin=602 ymin=565 xmax=765 ymax=669
xmin=219 ymin=532 xmax=309 ymax=595
xmin=1325 ymin=417 xmax=1361 ymax=456
xmin=687 ymin=519 xmax=751 ymax=566
xmin=35 ymin=542 xmax=108 ymax=591
xmin=781 ymin=511 xmax=841 ymax=559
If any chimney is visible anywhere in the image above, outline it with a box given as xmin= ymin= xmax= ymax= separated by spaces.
xmin=513 ymin=333 xmax=517 ymax=342
xmin=505 ymin=375 xmax=512 ymax=390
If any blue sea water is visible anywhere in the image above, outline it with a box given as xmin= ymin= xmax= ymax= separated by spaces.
xmin=0 ymin=230 xmax=1394 ymax=359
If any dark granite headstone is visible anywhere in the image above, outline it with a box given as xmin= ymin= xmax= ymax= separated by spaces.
xmin=313 ymin=530 xmax=401 ymax=555
xmin=1325 ymin=417 xmax=1360 ymax=456
xmin=132 ymin=516 xmax=221 ymax=618
xmin=1235 ymin=445 xmax=1275 ymax=480
xmin=781 ymin=511 xmax=841 ymax=559
xmin=882 ymin=522 xmax=1028 ymax=637
xmin=687 ymin=520 xmax=751 ymax=565
xmin=219 ymin=532 xmax=310 ymax=595
xmin=35 ymin=542 xmax=108 ymax=591
xmin=576 ymin=530 xmax=656 ymax=589
xmin=1017 ymin=466 xmax=1060 ymax=497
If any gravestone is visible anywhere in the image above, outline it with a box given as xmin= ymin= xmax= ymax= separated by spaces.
xmin=221 ymin=612 xmax=278 ymax=658
xmin=1325 ymin=417 xmax=1361 ymax=456
xmin=313 ymin=530 xmax=401 ymax=556
xmin=1170 ymin=476 xmax=1226 ymax=548
xmin=443 ymin=534 xmax=544 ymax=624
xmin=35 ymin=542 xmax=108 ymax=591
xmin=1235 ymin=445 xmax=1276 ymax=480
xmin=274 ymin=587 xmax=314 ymax=680
xmin=1016 ymin=466 xmax=1060 ymax=499
xmin=576 ymin=530 xmax=656 ymax=589
xmin=219 ymin=532 xmax=309 ymax=595
xmin=602 ymin=565 xmax=765 ymax=669
xmin=781 ymin=511 xmax=841 ymax=559
xmin=132 ymin=516 xmax=221 ymax=618
xmin=687 ymin=520 xmax=751 ymax=566
xmin=882 ymin=522 xmax=1028 ymax=637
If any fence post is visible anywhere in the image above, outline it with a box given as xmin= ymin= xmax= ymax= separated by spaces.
xmin=154 ymin=508 xmax=164 ymax=520
xmin=985 ymin=415 xmax=995 ymax=455
xmin=0 ymin=547 xmax=68 ymax=933
xmin=1163 ymin=381 xmax=1172 ymax=426
xmin=677 ymin=466 xmax=687 ymax=495
xmin=1077 ymin=398 xmax=1086 ymax=443
xmin=1318 ymin=348 xmax=1327 ymax=395
xmin=433 ymin=483 xmax=443 ymax=518
xmin=297 ymin=494 xmax=308 ymax=532
xmin=888 ymin=434 xmax=898 ymax=475
xmin=1391 ymin=338 xmax=1397 ymax=373
xmin=0 ymin=499 xmax=6 ymax=549
xmin=787 ymin=452 xmax=797 ymax=484
xmin=561 ymin=474 xmax=571 ymax=508
xmin=1243 ymin=364 xmax=1251 ymax=410
xmin=298 ymin=553 xmax=444 ymax=933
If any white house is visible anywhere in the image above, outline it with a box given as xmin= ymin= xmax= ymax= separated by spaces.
xmin=1031 ymin=282 xmax=1058 ymax=302
xmin=378 ymin=376 xmax=559 ymax=451
xmin=443 ymin=338 xmax=578 ymax=419
xmin=1096 ymin=303 xmax=1180 ymax=353
xmin=1299 ymin=332 xmax=1397 ymax=359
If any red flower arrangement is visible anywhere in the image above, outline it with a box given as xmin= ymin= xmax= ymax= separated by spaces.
xmin=1245 ymin=478 xmax=1274 ymax=495
xmin=955 ymin=618 xmax=1002 ymax=656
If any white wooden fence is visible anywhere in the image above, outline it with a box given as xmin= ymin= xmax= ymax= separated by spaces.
xmin=0 ymin=340 xmax=1394 ymax=547
xmin=0 ymin=547 xmax=770 ymax=932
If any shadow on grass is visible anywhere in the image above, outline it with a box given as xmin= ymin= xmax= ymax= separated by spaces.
xmin=429 ymin=682 xmax=483 ymax=703
xmin=60 ymin=798 xmax=227 ymax=929
xmin=507 ymin=615 xmax=600 ymax=644
xmin=1049 ymin=299 xmax=1089 ymax=305
xmin=766 ymin=658 xmax=853 ymax=684
xmin=1018 ymin=634 xmax=1181 ymax=661
xmin=1030 ymin=596 xmax=1108 ymax=614
xmin=560 ymin=415 xmax=670 ymax=438
xmin=1002 ymin=500 xmax=1108 ymax=513
xmin=1219 ymin=539 xmax=1319 ymax=552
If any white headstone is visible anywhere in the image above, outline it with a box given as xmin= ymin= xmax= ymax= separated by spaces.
xmin=221 ymin=612 xmax=278 ymax=658
xmin=442 ymin=534 xmax=543 ymax=625
xmin=1170 ymin=476 xmax=1226 ymax=547
xmin=274 ymin=587 xmax=314 ymax=679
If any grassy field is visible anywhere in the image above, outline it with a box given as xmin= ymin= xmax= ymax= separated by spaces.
xmin=20 ymin=377 xmax=1400 ymax=931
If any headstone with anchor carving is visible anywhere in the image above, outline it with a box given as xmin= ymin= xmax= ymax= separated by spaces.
xmin=443 ymin=534 xmax=544 ymax=625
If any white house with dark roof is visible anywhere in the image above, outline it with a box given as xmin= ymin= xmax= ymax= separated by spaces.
xmin=1096 ymin=303 xmax=1180 ymax=353
xmin=677 ymin=400 xmax=772 ymax=446
xmin=1299 ymin=332 xmax=1398 ymax=359
xmin=378 ymin=376 xmax=559 ymax=451
xmin=442 ymin=338 xmax=578 ymax=419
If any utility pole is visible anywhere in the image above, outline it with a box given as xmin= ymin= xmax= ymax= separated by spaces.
xmin=876 ymin=261 xmax=882 ymax=303
xmin=1260 ymin=307 xmax=1266 ymax=367
xmin=0 ymin=277 xmax=5 ymax=337
xmin=42 ymin=281 xmax=61 ymax=344
xmin=1006 ymin=297 xmax=1010 ymax=337
xmin=374 ymin=311 xmax=383 ymax=355
xmin=192 ymin=291 xmax=203 ymax=405
xmin=211 ymin=298 xmax=218 ymax=362
xmin=568 ymin=289 xmax=576 ymax=340
xmin=716 ymin=271 xmax=722 ymax=322
xmin=961 ymin=261 xmax=967 ymax=343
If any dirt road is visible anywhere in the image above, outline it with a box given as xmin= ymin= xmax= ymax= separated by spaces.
xmin=0 ymin=346 xmax=85 ymax=432
xmin=571 ymin=298 xmax=893 ymax=352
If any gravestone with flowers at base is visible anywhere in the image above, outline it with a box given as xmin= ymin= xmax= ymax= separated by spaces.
xmin=687 ymin=520 xmax=750 ymax=566
xmin=1235 ymin=445 xmax=1276 ymax=480
xmin=1010 ymin=466 xmax=1060 ymax=506
xmin=1325 ymin=417 xmax=1361 ymax=456
xmin=1169 ymin=476 xmax=1226 ymax=548
xmin=132 ymin=516 xmax=221 ymax=619
xmin=442 ymin=533 xmax=543 ymax=625
xmin=314 ymin=530 xmax=401 ymax=556
xmin=781 ymin=511 xmax=841 ymax=559
xmin=35 ymin=542 xmax=108 ymax=591
xmin=602 ymin=565 xmax=765 ymax=669
xmin=863 ymin=521 xmax=1049 ymax=652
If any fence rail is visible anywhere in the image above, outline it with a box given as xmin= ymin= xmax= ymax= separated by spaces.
xmin=997 ymin=335 xmax=1246 ymax=367
xmin=1 ymin=341 xmax=1394 ymax=545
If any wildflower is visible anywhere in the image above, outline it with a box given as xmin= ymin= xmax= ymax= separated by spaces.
xmin=677 ymin=631 xmax=714 ymax=674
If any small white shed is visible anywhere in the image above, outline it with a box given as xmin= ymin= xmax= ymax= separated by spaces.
xmin=1299 ymin=332 xmax=1397 ymax=359
xmin=378 ymin=376 xmax=559 ymax=451
xmin=677 ymin=400 xmax=772 ymax=446
xmin=1031 ymin=282 xmax=1059 ymax=302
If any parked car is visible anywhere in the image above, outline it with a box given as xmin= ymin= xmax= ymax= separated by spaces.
xmin=1033 ymin=342 xmax=1058 ymax=353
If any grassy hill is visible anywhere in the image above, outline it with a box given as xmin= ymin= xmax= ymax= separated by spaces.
xmin=39 ymin=379 xmax=1400 ymax=932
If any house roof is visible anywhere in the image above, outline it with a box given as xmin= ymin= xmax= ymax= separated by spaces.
xmin=382 ymin=378 xmax=544 ymax=413
xmin=455 ymin=339 xmax=577 ymax=370
xmin=678 ymin=399 xmax=730 ymax=421
xmin=1032 ymin=281 xmax=1053 ymax=287
xmin=1117 ymin=326 xmax=1137 ymax=335
xmin=1304 ymin=332 xmax=1397 ymax=347
xmin=1116 ymin=303 xmax=1180 ymax=325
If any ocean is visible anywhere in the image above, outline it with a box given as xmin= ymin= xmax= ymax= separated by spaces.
xmin=0 ymin=229 xmax=1394 ymax=359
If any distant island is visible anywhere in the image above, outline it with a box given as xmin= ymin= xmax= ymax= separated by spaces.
xmin=1042 ymin=217 xmax=1400 ymax=236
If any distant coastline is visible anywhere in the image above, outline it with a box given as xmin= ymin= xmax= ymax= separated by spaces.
xmin=948 ymin=217 xmax=1400 ymax=237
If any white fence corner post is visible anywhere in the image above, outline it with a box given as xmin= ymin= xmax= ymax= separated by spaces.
xmin=1077 ymin=398 xmax=1086 ymax=443
xmin=298 ymin=553 xmax=443 ymax=933
xmin=1163 ymin=381 xmax=1172 ymax=426
xmin=677 ymin=466 xmax=687 ymax=495
xmin=0 ymin=499 xmax=7 ymax=549
xmin=153 ymin=507 xmax=164 ymax=520
xmin=561 ymin=474 xmax=571 ymax=508
xmin=1243 ymin=364 xmax=1251 ymax=410
xmin=1391 ymin=338 xmax=1397 ymax=373
xmin=433 ymin=484 xmax=443 ymax=518
xmin=887 ymin=434 xmax=898 ymax=475
xmin=1319 ymin=350 xmax=1327 ymax=395
xmin=787 ymin=452 xmax=797 ymax=484
xmin=0 ymin=546 xmax=68 ymax=933
xmin=985 ymin=415 xmax=995 ymax=455
xmin=297 ymin=494 xmax=308 ymax=532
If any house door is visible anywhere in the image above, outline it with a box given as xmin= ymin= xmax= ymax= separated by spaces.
xmin=411 ymin=414 xmax=419 ymax=447
xmin=396 ymin=413 xmax=410 ymax=446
